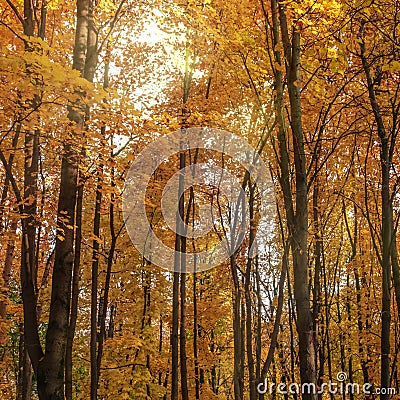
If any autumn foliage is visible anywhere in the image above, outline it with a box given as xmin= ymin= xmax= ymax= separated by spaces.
xmin=0 ymin=0 xmax=399 ymax=399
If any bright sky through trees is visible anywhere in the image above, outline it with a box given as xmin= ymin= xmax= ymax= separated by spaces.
xmin=0 ymin=0 xmax=399 ymax=399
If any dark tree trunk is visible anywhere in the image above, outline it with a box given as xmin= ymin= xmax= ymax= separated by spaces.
xmin=170 ymin=269 xmax=180 ymax=400
xmin=359 ymin=23 xmax=392 ymax=399
xmin=65 ymin=182 xmax=83 ymax=400
xmin=231 ymin=254 xmax=244 ymax=400
xmin=21 ymin=108 xmax=39 ymax=400
xmin=16 ymin=332 xmax=32 ymax=400
xmin=193 ymin=270 xmax=201 ymax=400
xmin=66 ymin=2 xmax=98 ymax=392
xmin=90 ymin=164 xmax=102 ymax=400
xmin=36 ymin=1 xmax=90 ymax=398
xmin=245 ymin=183 xmax=256 ymax=400
xmin=18 ymin=3 xmax=42 ymax=399
xmin=97 ymin=160 xmax=118 ymax=381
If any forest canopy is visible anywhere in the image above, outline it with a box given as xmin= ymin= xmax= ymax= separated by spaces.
xmin=0 ymin=0 xmax=399 ymax=399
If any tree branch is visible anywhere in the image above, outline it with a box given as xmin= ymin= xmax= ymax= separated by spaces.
xmin=5 ymin=0 xmax=24 ymax=26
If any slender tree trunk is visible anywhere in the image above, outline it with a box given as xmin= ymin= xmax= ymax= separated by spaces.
xmin=269 ymin=0 xmax=317 ymax=396
xmin=65 ymin=8 xmax=98 ymax=384
xmin=255 ymin=255 xmax=262 ymax=387
xmin=171 ymin=50 xmax=193 ymax=396
xmin=180 ymin=269 xmax=188 ymax=400
xmin=65 ymin=182 xmax=83 ymax=400
xmin=179 ymin=151 xmax=189 ymax=400
xmin=283 ymin=24 xmax=317 ymax=400
xmin=158 ymin=314 xmax=164 ymax=387
xmin=240 ymin=294 xmax=246 ymax=396
xmin=193 ymin=269 xmax=201 ymax=400
xmin=259 ymin=244 xmax=287 ymax=400
xmin=287 ymin=271 xmax=297 ymax=400
xmin=0 ymin=128 xmax=20 ymax=232
xmin=210 ymin=329 xmax=217 ymax=394
xmin=86 ymin=4 xmax=100 ymax=393
xmin=97 ymin=160 xmax=119 ymax=379
xmin=391 ymin=238 xmax=400 ymax=317
xmin=0 ymin=128 xmax=43 ymax=398
xmin=343 ymin=201 xmax=357 ymax=400
xmin=245 ymin=183 xmax=256 ymax=400
xmin=17 ymin=3 xmax=42 ymax=399
xmin=231 ymin=254 xmax=244 ymax=400
xmin=21 ymin=95 xmax=39 ymax=400
xmin=90 ymin=164 xmax=102 ymax=400
xmin=312 ymin=178 xmax=322 ymax=382
xmin=170 ymin=154 xmax=184 ymax=400
xmin=170 ymin=269 xmax=179 ymax=400
xmin=0 ymin=220 xmax=17 ymax=330
xmin=0 ymin=129 xmax=20 ymax=352
xmin=360 ymin=23 xmax=392 ymax=399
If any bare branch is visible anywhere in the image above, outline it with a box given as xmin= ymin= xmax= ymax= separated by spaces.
xmin=5 ymin=0 xmax=24 ymax=26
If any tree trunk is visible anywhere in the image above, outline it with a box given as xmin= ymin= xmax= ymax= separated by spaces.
xmin=231 ymin=254 xmax=244 ymax=400
xmin=359 ymin=23 xmax=392 ymax=399
xmin=170 ymin=269 xmax=179 ymax=400
xmin=90 ymin=163 xmax=102 ymax=400
xmin=36 ymin=1 xmax=90 ymax=398
xmin=269 ymin=0 xmax=317 ymax=396
xmin=18 ymin=2 xmax=42 ymax=397
xmin=0 ymin=220 xmax=17 ymax=341
xmin=96 ymin=160 xmax=118 ymax=381
xmin=245 ymin=182 xmax=256 ymax=400
xmin=65 ymin=182 xmax=83 ymax=400
xmin=193 ymin=269 xmax=201 ymax=400
xmin=21 ymin=116 xmax=39 ymax=400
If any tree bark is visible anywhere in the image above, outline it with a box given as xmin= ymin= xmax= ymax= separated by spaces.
xmin=17 ymin=3 xmax=43 ymax=398
xmin=359 ymin=22 xmax=392 ymax=399
xmin=65 ymin=182 xmax=83 ymax=400
xmin=96 ymin=160 xmax=118 ymax=382
xmin=90 ymin=163 xmax=102 ymax=400
xmin=269 ymin=0 xmax=317 ymax=397
xmin=245 ymin=182 xmax=256 ymax=400
xmin=178 ymin=150 xmax=188 ymax=400
xmin=231 ymin=254 xmax=244 ymax=400
xmin=36 ymin=1 xmax=90 ymax=398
